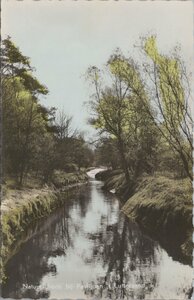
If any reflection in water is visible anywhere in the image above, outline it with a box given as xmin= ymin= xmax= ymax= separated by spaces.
xmin=2 ymin=178 xmax=192 ymax=299
xmin=84 ymin=216 xmax=159 ymax=299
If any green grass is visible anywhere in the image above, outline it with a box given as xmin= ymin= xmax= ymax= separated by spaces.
xmin=96 ymin=169 xmax=135 ymax=199
xmin=51 ymin=170 xmax=88 ymax=188
xmin=1 ymin=190 xmax=60 ymax=281
xmin=96 ymin=170 xmax=192 ymax=261
xmin=122 ymin=175 xmax=192 ymax=261
xmin=122 ymin=176 xmax=192 ymax=221
xmin=1 ymin=170 xmax=88 ymax=282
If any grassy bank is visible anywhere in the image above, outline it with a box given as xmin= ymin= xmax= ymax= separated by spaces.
xmin=1 ymin=170 xmax=88 ymax=281
xmin=122 ymin=176 xmax=192 ymax=263
xmin=95 ymin=169 xmax=131 ymax=199
xmin=96 ymin=170 xmax=192 ymax=263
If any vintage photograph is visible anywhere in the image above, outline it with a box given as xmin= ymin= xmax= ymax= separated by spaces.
xmin=1 ymin=0 xmax=193 ymax=299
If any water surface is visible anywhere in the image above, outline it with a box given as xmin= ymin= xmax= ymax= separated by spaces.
xmin=2 ymin=169 xmax=192 ymax=299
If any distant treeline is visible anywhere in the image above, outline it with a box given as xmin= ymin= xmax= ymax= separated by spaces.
xmin=2 ymin=37 xmax=94 ymax=186
xmin=87 ymin=36 xmax=192 ymax=186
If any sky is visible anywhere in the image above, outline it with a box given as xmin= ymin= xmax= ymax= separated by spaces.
xmin=2 ymin=0 xmax=193 ymax=138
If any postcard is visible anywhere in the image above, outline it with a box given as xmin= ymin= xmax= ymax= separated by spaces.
xmin=1 ymin=1 xmax=193 ymax=299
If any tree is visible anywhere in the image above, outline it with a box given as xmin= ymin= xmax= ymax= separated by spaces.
xmin=55 ymin=110 xmax=75 ymax=141
xmin=87 ymin=53 xmax=158 ymax=185
xmin=142 ymin=36 xmax=193 ymax=181
xmin=97 ymin=37 xmax=192 ymax=181
xmin=94 ymin=138 xmax=120 ymax=169
xmin=33 ymin=132 xmax=56 ymax=183
xmin=1 ymin=37 xmax=48 ymax=95
xmin=54 ymin=110 xmax=75 ymax=170
xmin=70 ymin=135 xmax=94 ymax=170
xmin=3 ymin=78 xmax=49 ymax=184
xmin=87 ymin=66 xmax=129 ymax=181
xmin=1 ymin=37 xmax=53 ymax=185
xmin=2 ymin=37 xmax=94 ymax=186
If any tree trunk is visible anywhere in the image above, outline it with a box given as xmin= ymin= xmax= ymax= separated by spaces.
xmin=178 ymin=149 xmax=192 ymax=182
xmin=19 ymin=164 xmax=24 ymax=186
xmin=117 ymin=138 xmax=130 ymax=183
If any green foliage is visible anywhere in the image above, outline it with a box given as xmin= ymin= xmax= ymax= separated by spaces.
xmin=51 ymin=170 xmax=88 ymax=188
xmin=95 ymin=138 xmax=120 ymax=169
xmin=143 ymin=36 xmax=192 ymax=180
xmin=87 ymin=50 xmax=158 ymax=181
xmin=144 ymin=36 xmax=184 ymax=127
xmin=2 ymin=37 xmax=30 ymax=70
xmin=87 ymin=35 xmax=192 ymax=182
xmin=2 ymin=37 xmax=48 ymax=95
xmin=2 ymin=37 xmax=93 ymax=185
xmin=19 ymin=71 xmax=48 ymax=95
xmin=3 ymin=77 xmax=48 ymax=181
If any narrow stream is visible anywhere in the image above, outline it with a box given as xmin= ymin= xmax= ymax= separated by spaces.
xmin=2 ymin=169 xmax=192 ymax=299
